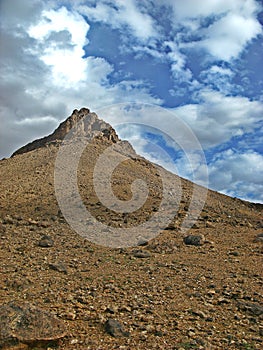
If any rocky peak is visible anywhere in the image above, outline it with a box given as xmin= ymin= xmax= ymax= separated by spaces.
xmin=12 ymin=108 xmax=119 ymax=157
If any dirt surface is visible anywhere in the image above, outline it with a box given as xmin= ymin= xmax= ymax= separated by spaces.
xmin=0 ymin=110 xmax=262 ymax=349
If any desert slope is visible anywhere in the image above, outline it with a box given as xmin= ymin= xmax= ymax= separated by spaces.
xmin=0 ymin=108 xmax=262 ymax=349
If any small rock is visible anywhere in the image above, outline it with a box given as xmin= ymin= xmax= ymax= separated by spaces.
xmin=38 ymin=221 xmax=51 ymax=228
xmin=217 ymin=297 xmax=230 ymax=304
xmin=206 ymin=221 xmax=215 ymax=228
xmin=253 ymin=233 xmax=263 ymax=243
xmin=105 ymin=305 xmax=118 ymax=314
xmin=49 ymin=262 xmax=67 ymax=274
xmin=228 ymin=251 xmax=239 ymax=256
xmin=38 ymin=235 xmax=54 ymax=248
xmin=61 ymin=311 xmax=76 ymax=320
xmin=148 ymin=240 xmax=178 ymax=254
xmin=190 ymin=310 xmax=207 ymax=319
xmin=237 ymin=301 xmax=263 ymax=316
xmin=104 ymin=319 xmax=130 ymax=337
xmin=132 ymin=249 xmax=151 ymax=258
xmin=2 ymin=216 xmax=15 ymax=225
xmin=137 ymin=238 xmax=149 ymax=246
xmin=183 ymin=235 xmax=204 ymax=246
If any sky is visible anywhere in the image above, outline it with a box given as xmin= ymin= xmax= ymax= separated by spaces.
xmin=0 ymin=0 xmax=263 ymax=203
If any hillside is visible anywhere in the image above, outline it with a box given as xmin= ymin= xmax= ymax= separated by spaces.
xmin=0 ymin=108 xmax=262 ymax=350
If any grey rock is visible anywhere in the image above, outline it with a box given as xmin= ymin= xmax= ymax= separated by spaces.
xmin=104 ymin=319 xmax=130 ymax=337
xmin=38 ymin=235 xmax=54 ymax=248
xmin=137 ymin=238 xmax=149 ymax=246
xmin=253 ymin=233 xmax=263 ymax=242
xmin=132 ymin=249 xmax=151 ymax=258
xmin=49 ymin=262 xmax=67 ymax=274
xmin=183 ymin=235 xmax=204 ymax=246
xmin=237 ymin=301 xmax=263 ymax=316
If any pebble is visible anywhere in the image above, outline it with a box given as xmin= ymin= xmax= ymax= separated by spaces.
xmin=253 ymin=233 xmax=263 ymax=242
xmin=49 ymin=262 xmax=67 ymax=274
xmin=131 ymin=249 xmax=151 ymax=258
xmin=137 ymin=238 xmax=149 ymax=246
xmin=38 ymin=235 xmax=54 ymax=248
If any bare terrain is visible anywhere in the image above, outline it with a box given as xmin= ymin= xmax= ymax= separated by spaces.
xmin=0 ymin=108 xmax=262 ymax=349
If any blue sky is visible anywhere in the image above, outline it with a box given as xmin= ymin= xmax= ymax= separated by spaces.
xmin=0 ymin=0 xmax=262 ymax=203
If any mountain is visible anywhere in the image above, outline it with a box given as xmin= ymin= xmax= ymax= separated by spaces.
xmin=0 ymin=108 xmax=262 ymax=350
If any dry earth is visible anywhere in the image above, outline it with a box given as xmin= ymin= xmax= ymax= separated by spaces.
xmin=0 ymin=109 xmax=262 ymax=349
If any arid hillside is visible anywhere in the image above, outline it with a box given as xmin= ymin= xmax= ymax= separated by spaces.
xmin=0 ymin=108 xmax=262 ymax=350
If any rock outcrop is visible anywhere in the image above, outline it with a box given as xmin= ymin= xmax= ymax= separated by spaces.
xmin=12 ymin=108 xmax=119 ymax=157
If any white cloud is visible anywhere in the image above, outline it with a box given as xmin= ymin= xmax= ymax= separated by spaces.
xmin=196 ymin=13 xmax=262 ymax=61
xmin=162 ymin=0 xmax=260 ymax=21
xmin=164 ymin=41 xmax=193 ymax=82
xmin=162 ymin=0 xmax=262 ymax=64
xmin=209 ymin=149 xmax=263 ymax=203
xmin=199 ymin=65 xmax=235 ymax=93
xmin=173 ymin=90 xmax=263 ymax=148
xmin=209 ymin=66 xmax=233 ymax=76
xmin=78 ymin=0 xmax=157 ymax=42
xmin=28 ymin=6 xmax=90 ymax=85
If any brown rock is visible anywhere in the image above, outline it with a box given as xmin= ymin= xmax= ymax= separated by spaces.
xmin=0 ymin=302 xmax=66 ymax=348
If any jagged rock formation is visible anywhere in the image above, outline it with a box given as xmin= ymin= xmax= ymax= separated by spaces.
xmin=12 ymin=108 xmax=119 ymax=157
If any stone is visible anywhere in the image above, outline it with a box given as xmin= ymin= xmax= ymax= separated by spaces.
xmin=49 ymin=262 xmax=68 ymax=274
xmin=105 ymin=306 xmax=118 ymax=314
xmin=183 ymin=235 xmax=204 ymax=246
xmin=253 ymin=233 xmax=263 ymax=243
xmin=104 ymin=319 xmax=130 ymax=337
xmin=131 ymin=249 xmax=151 ymax=258
xmin=137 ymin=238 xmax=149 ymax=246
xmin=38 ymin=235 xmax=54 ymax=248
xmin=237 ymin=301 xmax=263 ymax=316
xmin=148 ymin=240 xmax=178 ymax=254
xmin=0 ymin=302 xmax=66 ymax=348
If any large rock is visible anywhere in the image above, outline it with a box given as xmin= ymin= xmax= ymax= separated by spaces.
xmin=0 ymin=302 xmax=67 ymax=348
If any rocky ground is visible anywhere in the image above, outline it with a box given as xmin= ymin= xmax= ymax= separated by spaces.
xmin=0 ymin=109 xmax=262 ymax=349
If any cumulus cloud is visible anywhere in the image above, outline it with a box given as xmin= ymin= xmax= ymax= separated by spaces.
xmin=78 ymin=0 xmax=157 ymax=42
xmin=173 ymin=90 xmax=263 ymax=148
xmin=195 ymin=13 xmax=262 ymax=61
xmin=27 ymin=6 xmax=90 ymax=85
xmin=160 ymin=0 xmax=262 ymax=84
xmin=209 ymin=150 xmax=263 ymax=203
